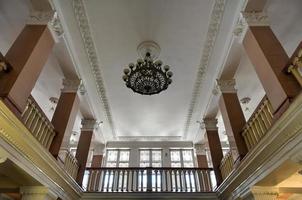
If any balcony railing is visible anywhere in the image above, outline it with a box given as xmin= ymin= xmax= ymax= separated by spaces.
xmin=241 ymin=96 xmax=273 ymax=150
xmin=288 ymin=45 xmax=302 ymax=87
xmin=21 ymin=96 xmax=56 ymax=150
xmin=85 ymin=167 xmax=214 ymax=193
xmin=58 ymin=150 xmax=79 ymax=179
xmin=219 ymin=151 xmax=234 ymax=180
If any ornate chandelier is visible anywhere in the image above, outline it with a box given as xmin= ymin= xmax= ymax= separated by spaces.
xmin=122 ymin=41 xmax=173 ymax=95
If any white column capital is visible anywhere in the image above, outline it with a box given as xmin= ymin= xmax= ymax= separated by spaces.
xmin=241 ymin=11 xmax=269 ymax=27
xmin=194 ymin=143 xmax=206 ymax=155
xmin=27 ymin=10 xmax=64 ymax=42
xmin=81 ymin=119 xmax=97 ymax=131
xmin=93 ymin=143 xmax=106 ymax=155
xmin=61 ymin=79 xmax=81 ymax=93
xmin=216 ymin=79 xmax=237 ymax=93
xmin=20 ymin=186 xmax=57 ymax=200
xmin=203 ymin=118 xmax=218 ymax=131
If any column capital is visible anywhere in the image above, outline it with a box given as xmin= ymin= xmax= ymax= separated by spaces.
xmin=93 ymin=143 xmax=106 ymax=155
xmin=81 ymin=119 xmax=97 ymax=131
xmin=241 ymin=11 xmax=269 ymax=27
xmin=203 ymin=118 xmax=218 ymax=131
xmin=216 ymin=79 xmax=236 ymax=93
xmin=194 ymin=143 xmax=206 ymax=155
xmin=27 ymin=10 xmax=64 ymax=42
xmin=61 ymin=79 xmax=81 ymax=93
xmin=20 ymin=186 xmax=57 ymax=200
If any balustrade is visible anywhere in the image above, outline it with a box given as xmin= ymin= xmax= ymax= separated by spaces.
xmin=58 ymin=150 xmax=79 ymax=179
xmin=219 ymin=151 xmax=234 ymax=180
xmin=241 ymin=96 xmax=273 ymax=151
xmin=85 ymin=167 xmax=214 ymax=192
xmin=288 ymin=46 xmax=302 ymax=87
xmin=21 ymin=96 xmax=56 ymax=150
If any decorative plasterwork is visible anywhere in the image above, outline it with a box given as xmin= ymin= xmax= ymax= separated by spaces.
xmin=216 ymin=79 xmax=237 ymax=93
xmin=194 ymin=143 xmax=206 ymax=155
xmin=233 ymin=11 xmax=269 ymax=41
xmin=203 ymin=118 xmax=218 ymax=131
xmin=72 ymin=0 xmax=116 ymax=138
xmin=183 ymin=0 xmax=225 ymax=138
xmin=61 ymin=79 xmax=81 ymax=93
xmin=81 ymin=119 xmax=97 ymax=131
xmin=27 ymin=10 xmax=64 ymax=42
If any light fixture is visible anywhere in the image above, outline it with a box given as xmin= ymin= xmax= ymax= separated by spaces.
xmin=122 ymin=41 xmax=173 ymax=95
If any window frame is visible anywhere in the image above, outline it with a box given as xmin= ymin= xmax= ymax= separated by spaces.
xmin=105 ymin=149 xmax=130 ymax=167
xmin=139 ymin=149 xmax=163 ymax=167
xmin=170 ymin=148 xmax=195 ymax=168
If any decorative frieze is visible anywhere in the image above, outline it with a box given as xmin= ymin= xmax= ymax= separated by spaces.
xmin=216 ymin=79 xmax=236 ymax=93
xmin=203 ymin=118 xmax=218 ymax=131
xmin=81 ymin=119 xmax=97 ymax=131
xmin=244 ymin=186 xmax=279 ymax=200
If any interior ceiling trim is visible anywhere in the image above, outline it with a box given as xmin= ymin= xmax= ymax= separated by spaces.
xmin=72 ymin=0 xmax=116 ymax=138
xmin=183 ymin=0 xmax=225 ymax=138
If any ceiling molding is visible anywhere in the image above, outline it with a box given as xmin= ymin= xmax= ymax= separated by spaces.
xmin=72 ymin=0 xmax=116 ymax=138
xmin=183 ymin=0 xmax=225 ymax=138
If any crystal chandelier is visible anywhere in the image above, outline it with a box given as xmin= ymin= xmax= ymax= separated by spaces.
xmin=122 ymin=41 xmax=173 ymax=95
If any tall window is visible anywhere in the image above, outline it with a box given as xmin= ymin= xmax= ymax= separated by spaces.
xmin=170 ymin=149 xmax=194 ymax=167
xmin=139 ymin=149 xmax=162 ymax=167
xmin=105 ymin=149 xmax=130 ymax=167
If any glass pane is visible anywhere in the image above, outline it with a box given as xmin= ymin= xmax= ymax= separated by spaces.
xmin=140 ymin=150 xmax=150 ymax=162
xmin=106 ymin=162 xmax=117 ymax=167
xmin=171 ymin=162 xmax=181 ymax=167
xmin=119 ymin=162 xmax=129 ymax=167
xmin=119 ymin=150 xmax=130 ymax=162
xmin=152 ymin=150 xmax=161 ymax=161
xmin=182 ymin=150 xmax=193 ymax=161
xmin=107 ymin=150 xmax=118 ymax=162
xmin=170 ymin=150 xmax=180 ymax=162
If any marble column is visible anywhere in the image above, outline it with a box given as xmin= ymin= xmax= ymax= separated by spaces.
xmin=0 ymin=11 xmax=58 ymax=116
xmin=242 ymin=11 xmax=300 ymax=117
xmin=75 ymin=119 xmax=97 ymax=186
xmin=203 ymin=118 xmax=223 ymax=186
xmin=20 ymin=186 xmax=57 ymax=200
xmin=49 ymin=79 xmax=80 ymax=157
xmin=218 ymin=79 xmax=248 ymax=159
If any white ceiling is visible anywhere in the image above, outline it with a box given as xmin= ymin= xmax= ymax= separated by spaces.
xmin=83 ymin=0 xmax=214 ymax=138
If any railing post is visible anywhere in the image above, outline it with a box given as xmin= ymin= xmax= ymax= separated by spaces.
xmin=147 ymin=167 xmax=152 ymax=192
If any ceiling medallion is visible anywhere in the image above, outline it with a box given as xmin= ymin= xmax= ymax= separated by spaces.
xmin=122 ymin=41 xmax=173 ymax=95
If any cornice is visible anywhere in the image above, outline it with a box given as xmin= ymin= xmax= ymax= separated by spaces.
xmin=183 ymin=0 xmax=225 ymax=138
xmin=72 ymin=0 xmax=116 ymax=138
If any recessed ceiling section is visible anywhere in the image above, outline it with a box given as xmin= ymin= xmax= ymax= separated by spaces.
xmin=83 ymin=0 xmax=214 ymax=138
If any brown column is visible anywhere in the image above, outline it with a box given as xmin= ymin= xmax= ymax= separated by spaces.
xmin=218 ymin=79 xmax=248 ymax=159
xmin=197 ymin=155 xmax=208 ymax=168
xmin=242 ymin=12 xmax=300 ymax=115
xmin=75 ymin=119 xmax=96 ymax=186
xmin=204 ymin=118 xmax=223 ymax=186
xmin=91 ymin=155 xmax=103 ymax=167
xmin=87 ymin=154 xmax=103 ymax=191
xmin=0 ymin=25 xmax=54 ymax=115
xmin=49 ymin=79 xmax=80 ymax=157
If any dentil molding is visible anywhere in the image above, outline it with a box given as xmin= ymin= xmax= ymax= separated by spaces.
xmin=72 ymin=0 xmax=116 ymax=138
xmin=183 ymin=0 xmax=225 ymax=138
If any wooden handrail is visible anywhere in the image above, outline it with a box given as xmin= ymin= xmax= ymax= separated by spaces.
xmin=86 ymin=167 xmax=214 ymax=170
